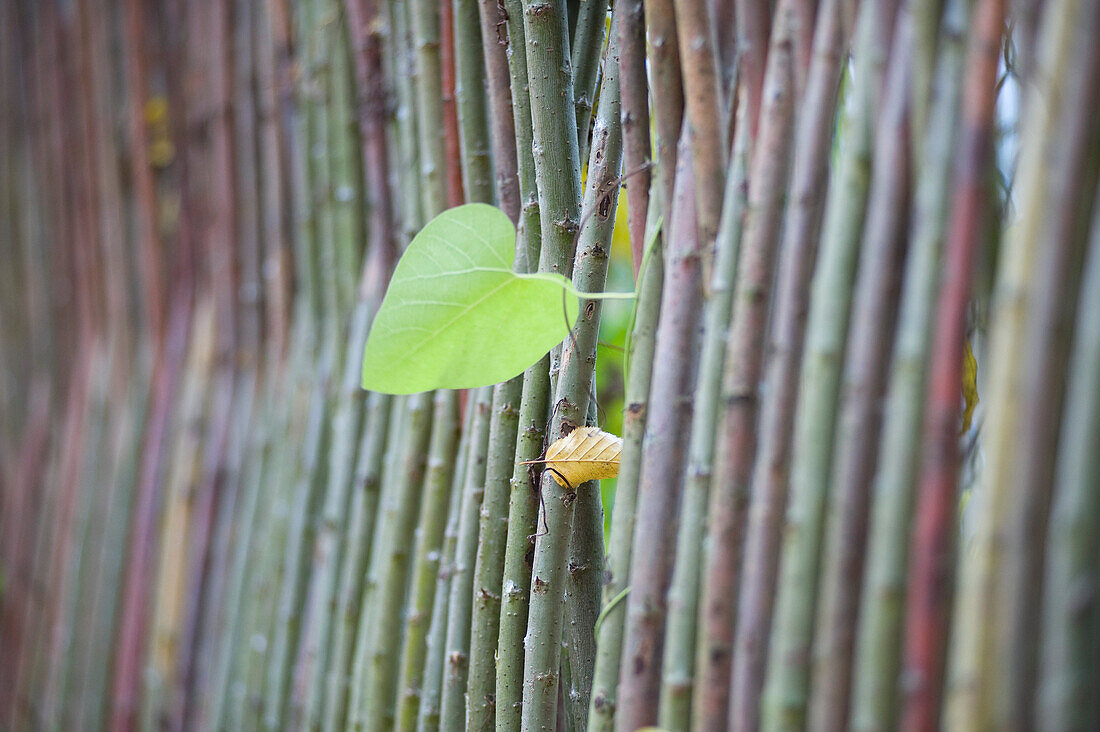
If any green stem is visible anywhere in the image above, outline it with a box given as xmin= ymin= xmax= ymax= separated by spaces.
xmin=659 ymin=95 xmax=748 ymax=732
xmin=849 ymin=0 xmax=966 ymax=726
xmin=453 ymin=0 xmax=494 ymax=202
xmin=640 ymin=0 xmax=683 ymax=209
xmin=616 ymin=126 xmax=701 ymax=732
xmin=296 ymin=12 xmax=369 ymax=726
xmin=671 ymin=0 xmax=726 ymax=284
xmin=586 ymin=198 xmax=664 ymax=732
xmin=321 ymin=392 xmax=393 ymax=731
xmin=516 ymin=0 xmax=587 ymax=726
xmin=762 ymin=3 xmax=898 ymax=728
xmin=394 ymin=391 xmax=461 ymax=728
xmin=415 ymin=393 xmax=476 ymax=731
xmin=410 ymin=0 xmax=448 ymax=217
xmin=438 ymin=386 xmax=494 ymax=730
xmin=353 ymin=392 xmax=433 ymax=730
xmin=261 ymin=360 xmax=333 ymax=729
xmin=391 ymin=0 xmax=425 ymax=240
xmin=997 ymin=5 xmax=1100 ymax=724
xmin=465 ymin=377 xmax=524 ymax=730
xmin=616 ymin=0 xmax=651 ymax=274
xmin=1039 ymin=184 xmax=1100 ymax=732
xmin=569 ymin=0 xmax=609 ymax=163
xmin=728 ymin=0 xmax=850 ymax=727
xmin=808 ymin=9 xmax=914 ymax=727
xmin=558 ymin=14 xmax=624 ymax=727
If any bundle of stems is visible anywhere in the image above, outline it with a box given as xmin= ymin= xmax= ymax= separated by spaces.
xmin=6 ymin=3 xmax=1100 ymax=731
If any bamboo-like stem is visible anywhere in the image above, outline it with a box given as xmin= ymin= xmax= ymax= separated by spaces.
xmin=395 ymin=0 xmax=490 ymax=725
xmin=141 ymin=300 xmax=217 ymax=730
xmin=319 ymin=392 xmax=393 ymax=730
xmin=40 ymin=0 xmax=103 ymax=720
xmin=520 ymin=155 xmax=616 ymax=732
xmin=617 ymin=0 xmax=651 ymax=274
xmin=734 ymin=0 xmax=772 ymax=141
xmin=1039 ymin=185 xmax=1100 ymax=731
xmin=294 ymin=11 xmax=370 ymax=726
xmin=463 ymin=3 xmax=532 ymax=712
xmin=192 ymin=381 xmax=258 ymax=728
xmin=344 ymin=0 xmax=399 ymax=305
xmin=59 ymin=346 xmax=113 ymax=730
xmin=706 ymin=0 xmax=736 ymax=113
xmin=437 ymin=386 xmax=493 ymax=730
xmin=692 ymin=3 xmax=800 ymax=727
xmin=257 ymin=0 xmax=293 ymax=363
xmin=111 ymin=297 xmax=196 ymax=730
xmin=453 ymin=0 xmax=493 ymax=202
xmin=791 ymin=0 xmax=818 ymax=95
xmin=512 ymin=0 xmax=584 ymax=727
xmin=80 ymin=368 xmax=148 ymax=728
xmin=906 ymin=0 xmax=1002 ymax=728
xmin=617 ymin=128 xmax=701 ymax=731
xmin=586 ymin=194 xmax=665 ymax=732
xmin=123 ymin=0 xmax=165 ymax=342
xmin=243 ymin=15 xmax=318 ymax=721
xmin=415 ymin=396 xmax=475 ymax=730
xmin=641 ymin=0 xmax=683 ymax=209
xmin=261 ymin=0 xmax=340 ymax=718
xmin=321 ymin=0 xmax=402 ymax=725
xmin=909 ymin=0 xmax=945 ymax=159
xmin=556 ymin=20 xmax=624 ymax=726
xmin=351 ymin=392 xmax=433 ymax=730
xmin=109 ymin=0 xmax=199 ymax=722
xmin=672 ymin=0 xmax=727 ymax=283
xmin=411 ymin=0 xmax=449 ymax=216
xmin=389 ymin=0 xmax=425 ymax=241
xmin=849 ymin=1 xmax=967 ymax=726
xmin=300 ymin=0 xmax=340 ymax=347
xmin=328 ymin=5 xmax=365 ymax=316
xmin=727 ymin=2 xmax=849 ymax=728
xmin=260 ymin=369 xmax=332 ymax=729
xmin=64 ymin=1 xmax=135 ymax=722
xmin=807 ymin=10 xmax=914 ymax=728
xmin=569 ymin=0 xmax=609 ymax=162
xmin=939 ymin=0 xmax=1070 ymax=726
xmin=518 ymin=0 xmax=584 ymax=264
xmin=393 ymin=391 xmax=461 ymax=728
xmin=4 ymin=11 xmax=55 ymax=723
xmin=493 ymin=364 xmax=549 ymax=732
xmin=998 ymin=10 xmax=1100 ymax=726
xmin=465 ymin=377 xmax=523 ymax=730
xmin=564 ymin=471 xmax=604 ymax=731
xmin=490 ymin=0 xmax=550 ymax=723
xmin=234 ymin=335 xmax=313 ymax=730
xmin=198 ymin=1 xmax=267 ymax=722
xmin=499 ymin=0 xmax=541 ymax=267
xmin=217 ymin=382 xmax=278 ymax=730
xmin=1009 ymin=0 xmax=1042 ymax=80
xmin=476 ymin=0 xmax=521 ymax=221
xmin=240 ymin=348 xmax=303 ymax=723
xmin=762 ymin=2 xmax=899 ymax=727
xmin=659 ymin=98 xmax=748 ymax=732
xmin=441 ymin=0 xmax=466 ymax=205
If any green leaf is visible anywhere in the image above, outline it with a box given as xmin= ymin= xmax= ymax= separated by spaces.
xmin=362 ymin=203 xmax=579 ymax=394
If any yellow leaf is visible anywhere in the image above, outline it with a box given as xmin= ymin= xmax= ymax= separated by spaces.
xmin=523 ymin=426 xmax=622 ymax=487
xmin=961 ymin=338 xmax=979 ymax=434
xmin=144 ymin=96 xmax=169 ymax=125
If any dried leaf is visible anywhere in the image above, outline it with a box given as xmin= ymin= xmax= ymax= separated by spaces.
xmin=523 ymin=426 xmax=622 ymax=487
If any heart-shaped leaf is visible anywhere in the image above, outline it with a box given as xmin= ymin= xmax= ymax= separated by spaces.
xmin=362 ymin=203 xmax=578 ymax=394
